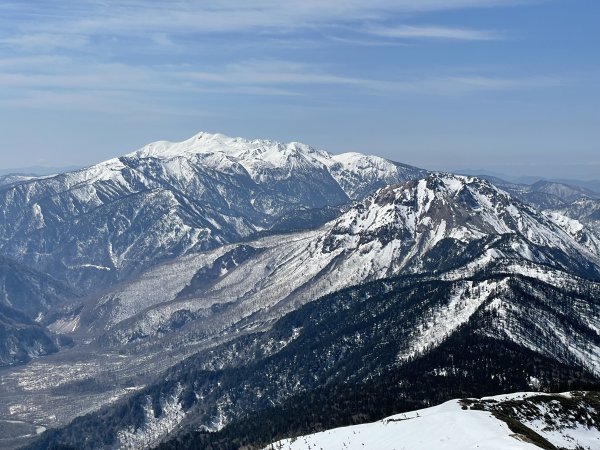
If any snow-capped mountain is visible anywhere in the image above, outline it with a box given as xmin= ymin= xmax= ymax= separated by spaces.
xmin=55 ymin=173 xmax=600 ymax=350
xmin=322 ymin=174 xmax=600 ymax=276
xmin=0 ymin=132 xmax=425 ymax=292
xmin=266 ymin=392 xmax=600 ymax=450
xmin=482 ymin=177 xmax=600 ymax=250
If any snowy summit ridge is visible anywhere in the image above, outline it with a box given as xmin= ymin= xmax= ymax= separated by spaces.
xmin=128 ymin=131 xmax=422 ymax=198
xmin=131 ymin=131 xmax=326 ymax=161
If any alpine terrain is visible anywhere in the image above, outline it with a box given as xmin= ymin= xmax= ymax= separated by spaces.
xmin=0 ymin=132 xmax=599 ymax=450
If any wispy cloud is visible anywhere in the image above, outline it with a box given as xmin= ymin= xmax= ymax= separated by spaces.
xmin=446 ymin=75 xmax=564 ymax=89
xmin=0 ymin=1 xmax=560 ymax=113
xmin=0 ymin=51 xmax=565 ymax=114
xmin=0 ymin=0 xmax=535 ymax=50
xmin=367 ymin=25 xmax=502 ymax=41
xmin=174 ymin=59 xmax=565 ymax=94
xmin=0 ymin=33 xmax=90 ymax=51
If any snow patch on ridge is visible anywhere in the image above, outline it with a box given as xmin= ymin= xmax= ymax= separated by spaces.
xmin=265 ymin=395 xmax=543 ymax=450
xmin=117 ymin=385 xmax=186 ymax=450
xmin=399 ymin=279 xmax=506 ymax=361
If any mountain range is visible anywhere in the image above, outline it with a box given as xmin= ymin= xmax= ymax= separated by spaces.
xmin=0 ymin=132 xmax=425 ymax=294
xmin=0 ymin=132 xmax=599 ymax=449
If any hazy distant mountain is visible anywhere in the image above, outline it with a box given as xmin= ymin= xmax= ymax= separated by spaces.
xmin=0 ymin=166 xmax=82 ymax=177
xmin=0 ymin=174 xmax=39 ymax=188
xmin=463 ymin=173 xmax=600 ymax=215
xmin=457 ymin=168 xmax=600 ymax=195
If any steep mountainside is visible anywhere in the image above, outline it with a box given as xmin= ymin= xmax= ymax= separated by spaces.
xmin=0 ymin=256 xmax=76 ymax=321
xmin=0 ymin=303 xmax=72 ymax=368
xmin=0 ymin=132 xmax=425 ymax=292
xmin=0 ymin=257 xmax=75 ymax=367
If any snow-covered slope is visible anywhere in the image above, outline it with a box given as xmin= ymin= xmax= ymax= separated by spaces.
xmin=553 ymin=198 xmax=600 ymax=244
xmin=543 ymin=211 xmax=600 ymax=257
xmin=52 ymin=173 xmax=600 ymax=351
xmin=266 ymin=392 xmax=600 ymax=450
xmin=266 ymin=399 xmax=533 ymax=450
xmin=484 ymin=178 xmax=600 ymax=252
xmin=0 ymin=132 xmax=425 ymax=293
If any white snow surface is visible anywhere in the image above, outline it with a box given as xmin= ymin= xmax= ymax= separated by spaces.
xmin=265 ymin=392 xmax=600 ymax=450
xmin=544 ymin=210 xmax=600 ymax=256
xmin=399 ymin=279 xmax=506 ymax=361
xmin=265 ymin=396 xmax=539 ymax=450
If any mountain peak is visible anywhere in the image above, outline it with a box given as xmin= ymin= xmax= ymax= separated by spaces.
xmin=333 ymin=172 xmax=510 ymax=241
xmin=370 ymin=172 xmax=506 ymax=210
xmin=326 ymin=171 xmax=600 ymax=277
xmin=129 ymin=131 xmax=326 ymax=162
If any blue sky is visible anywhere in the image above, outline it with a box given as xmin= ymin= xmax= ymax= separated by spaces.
xmin=0 ymin=0 xmax=598 ymax=179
